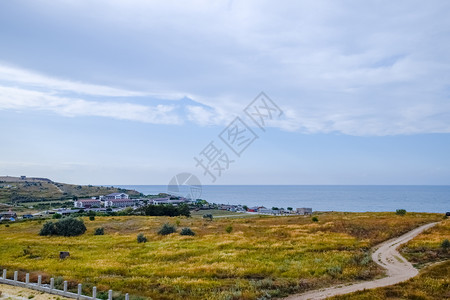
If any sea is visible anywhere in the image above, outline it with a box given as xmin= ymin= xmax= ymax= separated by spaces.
xmin=116 ymin=185 xmax=449 ymax=213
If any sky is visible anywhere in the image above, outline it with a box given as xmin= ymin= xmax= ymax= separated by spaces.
xmin=0 ymin=0 xmax=449 ymax=185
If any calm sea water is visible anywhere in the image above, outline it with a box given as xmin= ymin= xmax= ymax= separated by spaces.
xmin=117 ymin=185 xmax=449 ymax=213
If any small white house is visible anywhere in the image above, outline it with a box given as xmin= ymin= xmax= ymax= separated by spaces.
xmin=296 ymin=207 xmax=313 ymax=215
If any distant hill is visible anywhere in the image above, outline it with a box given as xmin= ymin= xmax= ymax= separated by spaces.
xmin=0 ymin=176 xmax=141 ymax=204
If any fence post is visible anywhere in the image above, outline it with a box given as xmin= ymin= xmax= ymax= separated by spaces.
xmin=26 ymin=273 xmax=30 ymax=285
xmin=2 ymin=269 xmax=6 ymax=279
xmin=38 ymin=275 xmax=42 ymax=286
xmin=64 ymin=280 xmax=68 ymax=292
xmin=50 ymin=278 xmax=54 ymax=289
xmin=14 ymin=271 xmax=18 ymax=281
xmin=108 ymin=289 xmax=112 ymax=300
xmin=78 ymin=283 xmax=82 ymax=298
xmin=125 ymin=293 xmax=129 ymax=300
xmin=92 ymin=286 xmax=97 ymax=299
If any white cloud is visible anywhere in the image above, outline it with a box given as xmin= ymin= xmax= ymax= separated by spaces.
xmin=1 ymin=1 xmax=450 ymax=135
xmin=0 ymin=86 xmax=182 ymax=125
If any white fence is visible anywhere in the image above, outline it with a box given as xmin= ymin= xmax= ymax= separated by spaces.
xmin=0 ymin=269 xmax=129 ymax=300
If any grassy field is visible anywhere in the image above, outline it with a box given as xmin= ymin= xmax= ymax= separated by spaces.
xmin=331 ymin=218 xmax=450 ymax=300
xmin=0 ymin=212 xmax=443 ymax=300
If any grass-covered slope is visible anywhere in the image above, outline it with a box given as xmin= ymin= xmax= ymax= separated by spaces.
xmin=0 ymin=176 xmax=140 ymax=204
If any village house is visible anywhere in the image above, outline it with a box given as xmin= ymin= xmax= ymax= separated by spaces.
xmin=74 ymin=199 xmax=102 ymax=208
xmin=104 ymin=198 xmax=139 ymax=208
xmin=258 ymin=208 xmax=281 ymax=215
xmin=296 ymin=207 xmax=313 ymax=215
xmin=247 ymin=206 xmax=265 ymax=212
xmin=151 ymin=197 xmax=187 ymax=205
xmin=0 ymin=210 xmax=17 ymax=221
xmin=100 ymin=193 xmax=129 ymax=200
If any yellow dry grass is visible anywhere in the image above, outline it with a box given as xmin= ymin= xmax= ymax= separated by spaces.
xmin=0 ymin=212 xmax=442 ymax=300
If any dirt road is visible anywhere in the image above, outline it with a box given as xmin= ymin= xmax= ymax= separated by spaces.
xmin=284 ymin=222 xmax=438 ymax=300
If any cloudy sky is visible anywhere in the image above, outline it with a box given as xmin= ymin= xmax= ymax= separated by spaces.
xmin=1 ymin=0 xmax=449 ymax=185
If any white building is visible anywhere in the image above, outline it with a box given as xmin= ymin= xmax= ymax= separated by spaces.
xmin=74 ymin=199 xmax=102 ymax=208
xmin=104 ymin=198 xmax=139 ymax=208
xmin=151 ymin=197 xmax=187 ymax=205
xmin=101 ymin=193 xmax=129 ymax=200
xmin=296 ymin=207 xmax=313 ymax=215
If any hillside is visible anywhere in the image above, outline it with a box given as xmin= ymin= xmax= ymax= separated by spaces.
xmin=0 ymin=176 xmax=141 ymax=204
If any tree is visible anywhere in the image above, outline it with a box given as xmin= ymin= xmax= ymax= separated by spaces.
xmin=39 ymin=221 xmax=57 ymax=236
xmin=287 ymin=207 xmax=293 ymax=211
xmin=52 ymin=213 xmax=62 ymax=219
xmin=39 ymin=218 xmax=86 ymax=237
xmin=243 ymin=205 xmax=248 ymax=211
xmin=158 ymin=223 xmax=176 ymax=235
xmin=55 ymin=218 xmax=87 ymax=236
xmin=180 ymin=227 xmax=195 ymax=236
xmin=272 ymin=207 xmax=279 ymax=210
xmin=396 ymin=209 xmax=407 ymax=216
xmin=178 ymin=203 xmax=191 ymax=217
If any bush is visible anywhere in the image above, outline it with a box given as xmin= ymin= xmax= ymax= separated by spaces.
xmin=441 ymin=239 xmax=450 ymax=250
xmin=137 ymin=233 xmax=147 ymax=243
xmin=139 ymin=203 xmax=190 ymax=217
xmin=94 ymin=227 xmax=104 ymax=235
xmin=39 ymin=218 xmax=86 ymax=237
xmin=158 ymin=223 xmax=176 ymax=235
xmin=56 ymin=218 xmax=87 ymax=236
xmin=180 ymin=227 xmax=195 ymax=236
xmin=312 ymin=216 xmax=319 ymax=222
xmin=52 ymin=213 xmax=62 ymax=219
xmin=39 ymin=221 xmax=57 ymax=236
xmin=396 ymin=209 xmax=407 ymax=216
xmin=225 ymin=225 xmax=233 ymax=234
xmin=203 ymin=214 xmax=213 ymax=221
xmin=89 ymin=216 xmax=95 ymax=221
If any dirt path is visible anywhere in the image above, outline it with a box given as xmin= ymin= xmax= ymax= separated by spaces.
xmin=0 ymin=283 xmax=70 ymax=300
xmin=284 ymin=222 xmax=438 ymax=300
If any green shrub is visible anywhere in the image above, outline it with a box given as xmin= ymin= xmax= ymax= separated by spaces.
xmin=89 ymin=216 xmax=95 ymax=221
xmin=441 ymin=239 xmax=450 ymax=250
xmin=56 ymin=218 xmax=87 ymax=236
xmin=39 ymin=221 xmax=57 ymax=236
xmin=396 ymin=209 xmax=407 ymax=216
xmin=312 ymin=216 xmax=319 ymax=222
xmin=203 ymin=214 xmax=213 ymax=221
xmin=52 ymin=213 xmax=62 ymax=219
xmin=137 ymin=233 xmax=147 ymax=243
xmin=39 ymin=218 xmax=86 ymax=237
xmin=94 ymin=227 xmax=104 ymax=235
xmin=225 ymin=225 xmax=233 ymax=234
xmin=180 ymin=227 xmax=195 ymax=236
xmin=326 ymin=265 xmax=342 ymax=277
xmin=158 ymin=223 xmax=176 ymax=235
